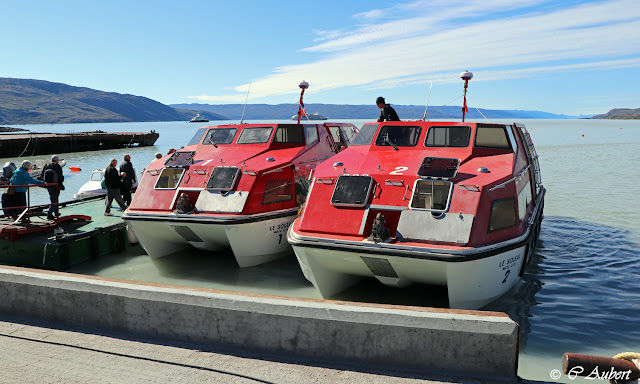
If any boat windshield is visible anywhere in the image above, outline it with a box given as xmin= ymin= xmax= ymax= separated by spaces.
xmin=90 ymin=171 xmax=104 ymax=181
xmin=375 ymin=126 xmax=421 ymax=147
xmin=349 ymin=123 xmax=378 ymax=146
xmin=187 ymin=128 xmax=207 ymax=146
xmin=202 ymin=128 xmax=237 ymax=145
xmin=237 ymin=127 xmax=273 ymax=144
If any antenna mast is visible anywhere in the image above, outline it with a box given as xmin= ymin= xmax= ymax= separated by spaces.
xmin=422 ymin=66 xmax=436 ymax=121
xmin=297 ymin=81 xmax=309 ymax=124
xmin=460 ymin=70 xmax=473 ymax=122
xmin=240 ymin=83 xmax=251 ymax=124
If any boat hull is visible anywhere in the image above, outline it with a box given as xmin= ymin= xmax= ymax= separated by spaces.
xmin=289 ymin=228 xmax=532 ymax=310
xmin=124 ymin=210 xmax=298 ymax=267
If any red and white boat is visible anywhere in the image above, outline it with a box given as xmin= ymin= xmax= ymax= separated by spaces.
xmin=123 ymin=82 xmax=358 ymax=267
xmin=288 ymin=72 xmax=545 ymax=309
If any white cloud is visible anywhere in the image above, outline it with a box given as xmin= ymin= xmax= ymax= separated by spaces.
xmin=190 ymin=0 xmax=640 ymax=103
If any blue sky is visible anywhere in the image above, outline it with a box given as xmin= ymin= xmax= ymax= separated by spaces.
xmin=3 ymin=0 xmax=639 ymax=115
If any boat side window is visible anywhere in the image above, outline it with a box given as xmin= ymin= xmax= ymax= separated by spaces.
xmin=154 ymin=168 xmax=185 ymax=189
xmin=517 ymin=180 xmax=533 ymax=222
xmin=488 ymin=197 xmax=518 ymax=232
xmin=187 ymin=128 xmax=207 ymax=146
xmin=273 ymin=125 xmax=305 ymax=144
xmin=262 ymin=179 xmax=294 ymax=205
xmin=425 ymin=126 xmax=471 ymax=147
xmin=410 ymin=179 xmax=453 ymax=212
xmin=349 ymin=123 xmax=378 ymax=146
xmin=474 ymin=126 xmax=511 ymax=149
xmin=237 ymin=127 xmax=273 ymax=144
xmin=375 ymin=126 xmax=422 ymax=147
xmin=202 ymin=128 xmax=237 ymax=145
xmin=304 ymin=125 xmax=318 ymax=146
xmin=328 ymin=126 xmax=346 ymax=148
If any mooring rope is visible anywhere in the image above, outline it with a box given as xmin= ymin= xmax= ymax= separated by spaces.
xmin=610 ymin=352 xmax=640 ymax=384
xmin=17 ymin=133 xmax=33 ymax=158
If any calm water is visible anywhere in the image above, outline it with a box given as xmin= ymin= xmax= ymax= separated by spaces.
xmin=2 ymin=118 xmax=640 ymax=382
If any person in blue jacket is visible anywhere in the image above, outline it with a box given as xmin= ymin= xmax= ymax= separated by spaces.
xmin=10 ymin=160 xmax=44 ymax=218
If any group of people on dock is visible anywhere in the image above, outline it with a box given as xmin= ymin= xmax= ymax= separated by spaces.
xmin=1 ymin=153 xmax=140 ymax=221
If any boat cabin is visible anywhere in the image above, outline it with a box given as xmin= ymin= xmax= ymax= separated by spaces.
xmin=298 ymin=120 xmax=542 ymax=248
xmin=129 ymin=122 xmax=358 ymax=217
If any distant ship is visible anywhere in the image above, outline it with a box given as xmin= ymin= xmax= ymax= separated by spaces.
xmin=189 ymin=113 xmax=209 ymax=123
xmin=292 ymin=112 xmax=327 ymax=120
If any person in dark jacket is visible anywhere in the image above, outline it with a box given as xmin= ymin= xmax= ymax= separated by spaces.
xmin=104 ymin=158 xmax=127 ymax=216
xmin=119 ymin=154 xmax=136 ymax=206
xmin=376 ymin=96 xmax=400 ymax=122
xmin=41 ymin=155 xmax=65 ymax=219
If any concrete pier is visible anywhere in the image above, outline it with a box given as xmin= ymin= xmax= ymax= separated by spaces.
xmin=0 ymin=266 xmax=520 ymax=380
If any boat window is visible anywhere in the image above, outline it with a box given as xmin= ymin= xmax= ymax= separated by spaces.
xmin=304 ymin=125 xmax=318 ymax=146
xmin=90 ymin=171 xmax=104 ymax=181
xmin=330 ymin=175 xmax=373 ymax=207
xmin=417 ymin=157 xmax=460 ymax=179
xmin=474 ymin=126 xmax=511 ymax=149
xmin=425 ymin=126 xmax=471 ymax=147
xmin=187 ymin=128 xmax=207 ymax=146
xmin=202 ymin=128 xmax=237 ymax=145
xmin=328 ymin=126 xmax=346 ymax=148
xmin=164 ymin=151 xmax=196 ymax=168
xmin=273 ymin=125 xmax=305 ymax=144
xmin=262 ymin=179 xmax=293 ymax=205
xmin=237 ymin=127 xmax=273 ymax=144
xmin=154 ymin=168 xmax=184 ymax=189
xmin=206 ymin=166 xmax=240 ymax=191
xmin=410 ymin=180 xmax=452 ymax=212
xmin=349 ymin=123 xmax=378 ymax=146
xmin=489 ymin=198 xmax=518 ymax=232
xmin=375 ymin=126 xmax=421 ymax=147
xmin=517 ymin=180 xmax=533 ymax=222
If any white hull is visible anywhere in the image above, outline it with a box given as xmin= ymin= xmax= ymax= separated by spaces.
xmin=289 ymin=229 xmax=527 ymax=309
xmin=125 ymin=212 xmax=297 ymax=267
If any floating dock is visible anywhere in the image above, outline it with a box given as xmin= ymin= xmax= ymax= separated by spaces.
xmin=0 ymin=130 xmax=159 ymax=157
xmin=0 ymin=197 xmax=127 ymax=270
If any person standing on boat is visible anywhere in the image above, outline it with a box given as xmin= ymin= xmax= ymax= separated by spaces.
xmin=41 ymin=155 xmax=65 ymax=220
xmin=104 ymin=158 xmax=127 ymax=216
xmin=376 ymin=97 xmax=400 ymax=122
xmin=119 ymin=154 xmax=136 ymax=206
xmin=9 ymin=160 xmax=44 ymax=219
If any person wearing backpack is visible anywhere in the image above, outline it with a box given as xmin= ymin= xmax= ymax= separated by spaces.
xmin=41 ymin=155 xmax=65 ymax=220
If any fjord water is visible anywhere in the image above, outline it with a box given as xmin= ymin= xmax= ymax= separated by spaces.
xmin=3 ymin=118 xmax=640 ymax=382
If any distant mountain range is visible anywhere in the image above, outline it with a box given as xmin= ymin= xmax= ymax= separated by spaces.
xmin=171 ymin=103 xmax=576 ymax=120
xmin=591 ymin=108 xmax=640 ymax=119
xmin=0 ymin=78 xmax=227 ymax=125
xmin=5 ymin=77 xmax=633 ymax=125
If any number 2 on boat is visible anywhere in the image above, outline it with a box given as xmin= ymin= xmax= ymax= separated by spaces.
xmin=389 ymin=166 xmax=408 ymax=175
xmin=502 ymin=269 xmax=510 ymax=284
